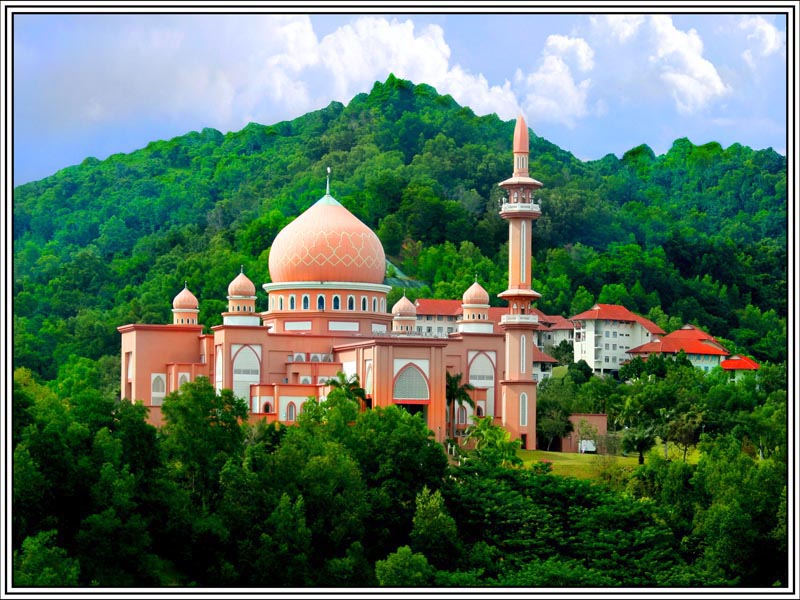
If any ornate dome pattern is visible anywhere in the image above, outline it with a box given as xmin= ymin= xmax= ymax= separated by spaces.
xmin=173 ymin=285 xmax=199 ymax=310
xmin=269 ymin=194 xmax=386 ymax=284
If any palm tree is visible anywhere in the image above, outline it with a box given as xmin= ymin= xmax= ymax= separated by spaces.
xmin=445 ymin=372 xmax=474 ymax=439
xmin=327 ymin=371 xmax=367 ymax=410
xmin=622 ymin=425 xmax=658 ymax=465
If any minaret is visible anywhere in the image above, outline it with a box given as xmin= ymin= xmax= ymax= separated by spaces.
xmin=172 ymin=283 xmax=199 ymax=325
xmin=497 ymin=115 xmax=542 ymax=449
xmin=223 ymin=267 xmax=260 ymax=326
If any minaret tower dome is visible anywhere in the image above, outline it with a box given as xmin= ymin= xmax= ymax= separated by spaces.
xmin=497 ymin=114 xmax=542 ymax=449
xmin=391 ymin=293 xmax=417 ymax=333
xmin=458 ymin=279 xmax=492 ymax=334
xmin=172 ymin=283 xmax=199 ymax=325
xmin=223 ymin=267 xmax=260 ymax=326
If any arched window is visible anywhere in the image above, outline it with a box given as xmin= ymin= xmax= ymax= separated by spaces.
xmin=278 ymin=296 xmax=284 ymax=310
xmin=302 ymin=295 xmax=310 ymax=310
xmin=262 ymin=402 xmax=273 ymax=414
xmin=151 ymin=374 xmax=166 ymax=406
xmin=520 ymin=392 xmax=528 ymax=426
xmin=476 ymin=405 xmax=484 ymax=417
xmin=380 ymin=298 xmax=386 ymax=312
xmin=152 ymin=376 xmax=165 ymax=394
xmin=457 ymin=406 xmax=467 ymax=425
xmin=317 ymin=295 xmax=325 ymax=310
xmin=393 ymin=366 xmax=429 ymax=400
xmin=289 ymin=295 xmax=296 ymax=310
xmin=287 ymin=402 xmax=296 ymax=422
xmin=361 ymin=297 xmax=367 ymax=311
xmin=333 ymin=295 xmax=341 ymax=310
xmin=348 ymin=295 xmax=355 ymax=311
xmin=372 ymin=297 xmax=377 ymax=312
xmin=520 ymin=335 xmax=527 ymax=374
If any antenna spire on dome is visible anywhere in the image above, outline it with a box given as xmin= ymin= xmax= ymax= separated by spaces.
xmin=326 ymin=166 xmax=331 ymax=195
xmin=240 ymin=264 xmax=244 ymax=274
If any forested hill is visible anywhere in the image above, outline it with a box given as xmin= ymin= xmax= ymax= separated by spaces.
xmin=13 ymin=74 xmax=787 ymax=383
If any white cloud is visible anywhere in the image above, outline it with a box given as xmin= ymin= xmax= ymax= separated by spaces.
xmin=738 ymin=16 xmax=784 ymax=68
xmin=544 ymin=34 xmax=595 ymax=71
xmin=647 ymin=15 xmax=729 ymax=113
xmin=515 ymin=34 xmax=595 ymax=127
xmin=590 ymin=15 xmax=645 ymax=43
xmin=313 ymin=16 xmax=519 ymax=119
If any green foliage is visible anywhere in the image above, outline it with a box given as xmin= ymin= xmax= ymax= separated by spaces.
xmin=160 ymin=377 xmax=249 ymax=511
xmin=10 ymin=74 xmax=788 ymax=589
xmin=12 ymin=77 xmax=786 ymax=386
xmin=464 ymin=417 xmax=523 ymax=468
xmin=14 ymin=530 xmax=80 ymax=586
xmin=409 ymin=486 xmax=460 ymax=569
xmin=375 ymin=545 xmax=434 ymax=587
xmin=12 ymin=357 xmax=787 ymax=588
xmin=536 ymin=379 xmax=575 ymax=451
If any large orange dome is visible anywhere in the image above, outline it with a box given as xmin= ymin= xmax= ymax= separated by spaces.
xmin=269 ymin=194 xmax=386 ymax=284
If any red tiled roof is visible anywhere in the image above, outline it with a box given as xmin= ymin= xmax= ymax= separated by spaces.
xmin=569 ymin=303 xmax=665 ymax=335
xmin=414 ymin=298 xmax=462 ymax=316
xmin=721 ymin=355 xmax=760 ymax=371
xmin=544 ymin=314 xmax=574 ymax=330
xmin=666 ymin=324 xmax=717 ymax=341
xmin=532 ymin=345 xmax=559 ymax=363
xmin=628 ymin=338 xmax=728 ymax=356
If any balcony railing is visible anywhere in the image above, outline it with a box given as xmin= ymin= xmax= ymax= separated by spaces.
xmin=500 ymin=314 xmax=539 ymax=325
xmin=500 ymin=202 xmax=541 ymax=215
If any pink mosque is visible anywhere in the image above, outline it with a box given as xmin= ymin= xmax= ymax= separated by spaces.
xmin=119 ymin=115 xmax=550 ymax=449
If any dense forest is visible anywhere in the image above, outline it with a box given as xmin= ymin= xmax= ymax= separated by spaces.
xmin=12 ymin=365 xmax=788 ymax=587
xmin=11 ymin=74 xmax=789 ymax=588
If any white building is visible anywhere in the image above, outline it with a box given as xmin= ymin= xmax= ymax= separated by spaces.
xmin=570 ymin=303 xmax=664 ymax=376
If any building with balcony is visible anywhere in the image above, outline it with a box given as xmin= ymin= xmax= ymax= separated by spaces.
xmin=570 ymin=303 xmax=664 ymax=376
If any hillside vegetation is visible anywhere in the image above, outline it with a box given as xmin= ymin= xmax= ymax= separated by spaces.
xmin=13 ymin=74 xmax=787 ymax=386
xmin=11 ymin=75 xmax=788 ymax=589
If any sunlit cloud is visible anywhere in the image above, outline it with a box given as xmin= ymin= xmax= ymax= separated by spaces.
xmin=738 ymin=16 xmax=784 ymax=68
xmin=647 ymin=15 xmax=729 ymax=113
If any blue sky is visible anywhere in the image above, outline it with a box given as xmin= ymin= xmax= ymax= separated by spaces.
xmin=11 ymin=6 xmax=790 ymax=185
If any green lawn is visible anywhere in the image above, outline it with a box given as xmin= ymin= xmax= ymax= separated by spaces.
xmin=519 ymin=449 xmax=640 ymax=480
xmin=519 ymin=441 xmax=700 ymax=481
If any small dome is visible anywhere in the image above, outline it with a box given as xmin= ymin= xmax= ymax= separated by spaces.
xmin=269 ymin=194 xmax=386 ymax=284
xmin=463 ymin=281 xmax=489 ymax=305
xmin=392 ymin=295 xmax=416 ymax=317
xmin=228 ymin=270 xmax=256 ymax=297
xmin=173 ymin=285 xmax=199 ymax=310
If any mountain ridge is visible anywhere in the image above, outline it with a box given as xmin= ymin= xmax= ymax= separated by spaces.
xmin=12 ymin=74 xmax=787 ymax=381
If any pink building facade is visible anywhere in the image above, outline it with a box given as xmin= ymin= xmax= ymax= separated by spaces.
xmin=119 ymin=116 xmax=544 ymax=448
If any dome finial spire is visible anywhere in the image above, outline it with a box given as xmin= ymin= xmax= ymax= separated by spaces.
xmin=326 ymin=166 xmax=331 ymax=195
xmin=240 ymin=264 xmax=244 ymax=274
